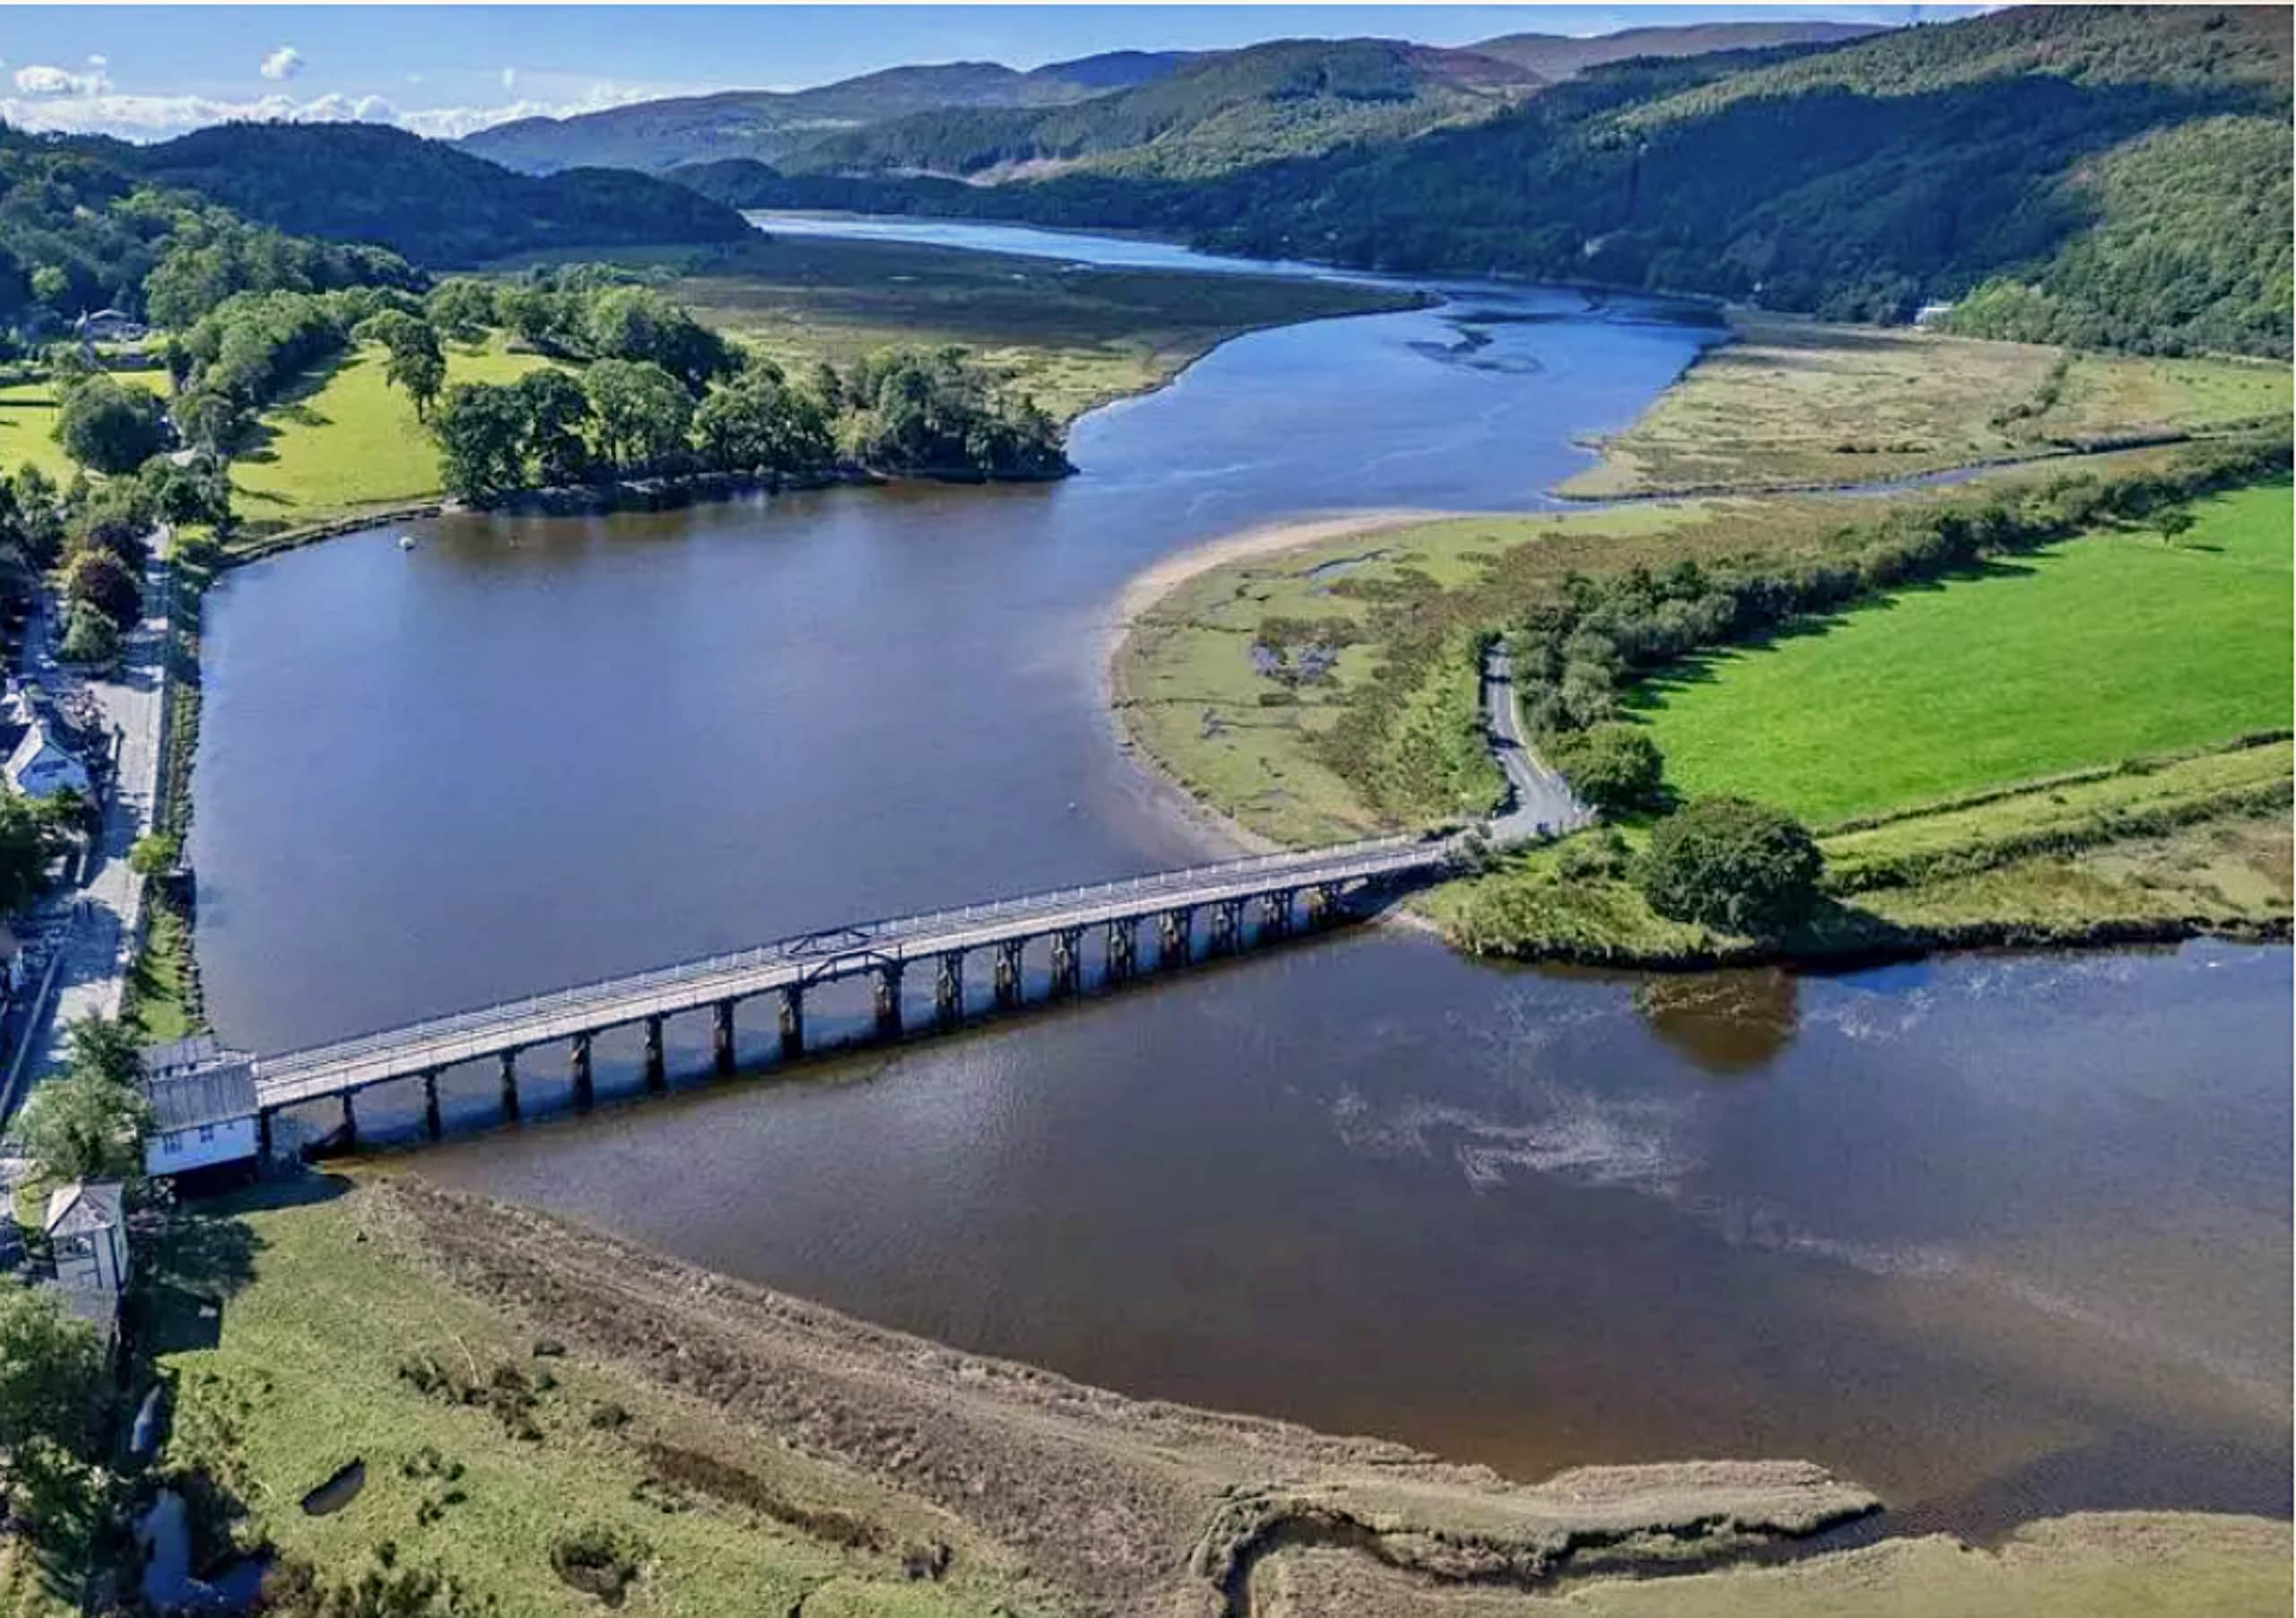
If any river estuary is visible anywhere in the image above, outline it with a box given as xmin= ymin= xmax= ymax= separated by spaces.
xmin=189 ymin=218 xmax=2291 ymax=1537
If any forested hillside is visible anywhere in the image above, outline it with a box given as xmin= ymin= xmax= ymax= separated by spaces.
xmin=787 ymin=39 xmax=1545 ymax=180
xmin=674 ymin=6 xmax=2292 ymax=358
xmin=127 ymin=124 xmax=752 ymax=265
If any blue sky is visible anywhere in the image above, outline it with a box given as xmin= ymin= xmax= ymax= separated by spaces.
xmin=0 ymin=4 xmax=1982 ymax=142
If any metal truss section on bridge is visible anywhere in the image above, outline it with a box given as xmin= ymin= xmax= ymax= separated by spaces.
xmin=251 ymin=831 xmax=1462 ymax=1121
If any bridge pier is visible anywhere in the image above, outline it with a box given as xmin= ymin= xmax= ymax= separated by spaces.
xmin=1158 ymin=908 xmax=1193 ymax=968
xmin=874 ymin=963 xmax=904 ymax=1038
xmin=642 ymin=1016 xmax=666 ymax=1092
xmin=1303 ymin=883 xmax=1335 ymax=928
xmin=1260 ymin=890 xmax=1293 ymax=939
xmin=338 ymin=1090 xmax=357 ymax=1151
xmin=257 ymin=1109 xmax=273 ymax=1161
xmin=934 ymin=953 xmax=963 ymax=1027
xmin=1104 ymin=918 xmax=1136 ymax=983
xmin=993 ymin=940 xmax=1023 ymax=1009
xmin=422 ymin=1070 xmax=442 ymax=1141
xmin=1209 ymin=899 xmax=1243 ymax=956
xmin=570 ymin=1033 xmax=594 ymax=1109
xmin=778 ymin=986 xmax=804 ymax=1059
xmin=713 ymin=1000 xmax=737 ymax=1074
xmin=1049 ymin=928 xmax=1082 ymax=998
xmin=499 ymin=1050 xmax=521 ymax=1122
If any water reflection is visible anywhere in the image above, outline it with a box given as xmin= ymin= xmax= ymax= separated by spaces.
xmin=1633 ymin=969 xmax=1801 ymax=1074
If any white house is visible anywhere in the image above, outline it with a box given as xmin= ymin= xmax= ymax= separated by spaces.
xmin=74 ymin=309 xmax=148 ymax=344
xmin=141 ymin=1038 xmax=261 ymax=1176
xmin=43 ymin=1180 xmax=128 ymax=1336
xmin=4 ymin=721 xmax=91 ymax=800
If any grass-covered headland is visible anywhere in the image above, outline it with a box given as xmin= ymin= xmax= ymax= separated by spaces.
xmin=1115 ymin=434 xmax=2292 ymax=967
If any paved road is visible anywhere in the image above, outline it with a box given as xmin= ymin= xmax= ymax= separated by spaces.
xmin=9 ymin=544 xmax=170 ymax=1094
xmin=1481 ymin=643 xmax=1593 ymax=843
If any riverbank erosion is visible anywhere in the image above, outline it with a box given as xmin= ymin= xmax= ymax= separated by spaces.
xmin=1109 ymin=441 xmax=2292 ymax=968
xmin=151 ymin=1176 xmax=2291 ymax=1618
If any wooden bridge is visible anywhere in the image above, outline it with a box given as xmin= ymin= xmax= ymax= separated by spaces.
xmin=249 ymin=831 xmax=1465 ymax=1148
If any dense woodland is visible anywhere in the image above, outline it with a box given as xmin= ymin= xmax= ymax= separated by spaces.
xmin=676 ymin=7 xmax=2294 ymax=359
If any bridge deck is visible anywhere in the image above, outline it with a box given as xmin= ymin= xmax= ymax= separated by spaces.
xmin=251 ymin=833 xmax=1458 ymax=1110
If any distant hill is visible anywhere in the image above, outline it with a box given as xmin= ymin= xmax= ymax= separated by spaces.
xmin=1467 ymin=20 xmax=1883 ymax=78
xmin=459 ymin=50 xmax=1197 ymax=175
xmin=786 ymin=38 xmax=1546 ymax=180
xmin=674 ymin=6 xmax=2293 ymax=359
xmin=128 ymin=122 xmax=753 ymax=265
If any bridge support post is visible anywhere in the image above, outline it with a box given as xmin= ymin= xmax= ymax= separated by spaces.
xmin=1304 ymin=883 xmax=1335 ymax=928
xmin=1104 ymin=918 xmax=1136 ymax=984
xmin=422 ymin=1071 xmax=442 ymax=1142
xmin=993 ymin=941 xmax=1023 ymax=1009
xmin=934 ymin=953 xmax=963 ymax=1027
xmin=570 ymin=1033 xmax=594 ymax=1110
xmin=1049 ymin=928 xmax=1082 ymax=998
xmin=499 ymin=1050 xmax=521 ymax=1123
xmin=778 ymin=987 xmax=804 ymax=1060
xmin=714 ymin=1001 xmax=737 ymax=1074
xmin=642 ymin=1016 xmax=666 ymax=1091
xmin=339 ymin=1090 xmax=357 ymax=1151
xmin=1158 ymin=908 xmax=1192 ymax=968
xmin=874 ymin=963 xmax=904 ymax=1039
xmin=1209 ymin=899 xmax=1243 ymax=956
xmin=257 ymin=1109 xmax=273 ymax=1162
xmin=1260 ymin=891 xmax=1292 ymax=939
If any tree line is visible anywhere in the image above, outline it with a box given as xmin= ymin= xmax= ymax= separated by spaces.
xmin=423 ymin=270 xmax=1065 ymax=500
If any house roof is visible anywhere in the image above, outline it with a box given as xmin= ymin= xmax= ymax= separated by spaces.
xmin=143 ymin=1061 xmax=257 ymax=1134
xmin=5 ymin=723 xmax=84 ymax=788
xmin=44 ymin=1179 xmax=124 ymax=1237
xmin=142 ymin=1033 xmax=224 ymax=1078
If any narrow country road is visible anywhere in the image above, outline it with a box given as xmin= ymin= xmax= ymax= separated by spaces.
xmin=1480 ymin=642 xmax=1593 ymax=844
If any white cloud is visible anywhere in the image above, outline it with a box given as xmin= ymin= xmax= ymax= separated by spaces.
xmin=499 ymin=66 xmax=517 ymax=91
xmin=0 ymin=78 xmax=666 ymax=144
xmin=13 ymin=63 xmax=110 ymax=98
xmin=259 ymin=46 xmax=303 ymax=83
xmin=86 ymin=55 xmax=108 ymax=69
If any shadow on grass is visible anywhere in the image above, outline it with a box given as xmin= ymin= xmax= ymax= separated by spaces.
xmin=137 ymin=1174 xmax=350 ymax=1355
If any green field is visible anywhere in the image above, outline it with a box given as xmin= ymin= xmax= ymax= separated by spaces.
xmin=231 ymin=338 xmax=554 ymax=531
xmin=1636 ymin=483 xmax=2294 ymax=823
xmin=0 ymin=370 xmax=170 ymax=483
xmin=1561 ymin=314 xmax=2290 ymax=498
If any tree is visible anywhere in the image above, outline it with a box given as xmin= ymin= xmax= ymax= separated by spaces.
xmin=369 ymin=311 xmax=448 ymax=421
xmin=0 ymin=791 xmax=58 ymax=913
xmin=423 ymin=277 xmax=498 ymax=342
xmin=514 ymin=368 xmax=592 ymax=486
xmin=1549 ymin=722 xmax=1664 ymax=813
xmin=692 ymin=365 xmax=835 ymax=475
xmin=177 ymin=390 xmax=245 ymax=459
xmin=57 ymin=602 xmax=120 ymax=665
xmin=582 ymin=359 xmax=692 ymax=474
xmin=0 ymin=1283 xmax=105 ymax=1459
xmin=63 ymin=1013 xmax=144 ymax=1088
xmin=52 ymin=376 xmax=169 ymax=475
xmin=581 ymin=284 xmax=731 ymax=390
xmin=28 ymin=265 xmax=70 ymax=314
xmin=8 ymin=1068 xmax=150 ymax=1186
xmin=61 ymin=547 xmax=141 ymax=627
xmin=1635 ymin=796 xmax=1823 ymax=936
xmin=430 ymin=382 xmax=529 ymax=503
xmin=2156 ymin=507 xmax=2196 ymax=545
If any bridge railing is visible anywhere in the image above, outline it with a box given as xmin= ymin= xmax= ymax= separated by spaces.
xmin=255 ymin=832 xmax=1454 ymax=1080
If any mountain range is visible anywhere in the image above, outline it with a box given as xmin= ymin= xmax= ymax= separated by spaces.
xmin=457 ymin=21 xmax=1881 ymax=177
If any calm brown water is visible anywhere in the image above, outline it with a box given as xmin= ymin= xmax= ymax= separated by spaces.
xmin=190 ymin=224 xmax=2291 ymax=1535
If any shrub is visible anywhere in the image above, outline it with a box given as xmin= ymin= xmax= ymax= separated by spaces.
xmin=1635 ymin=796 xmax=1823 ymax=936
xmin=57 ymin=602 xmax=120 ymax=665
xmin=61 ymin=547 xmax=141 ymax=627
xmin=550 ymin=1527 xmax=648 ymax=1607
xmin=1550 ymin=723 xmax=1664 ymax=813
xmin=1555 ymin=826 xmax=1631 ymax=881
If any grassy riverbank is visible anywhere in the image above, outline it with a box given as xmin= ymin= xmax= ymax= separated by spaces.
xmin=144 ymin=1176 xmax=2286 ymax=1618
xmin=1559 ymin=313 xmax=2288 ymax=498
xmin=0 ymin=370 xmax=170 ymax=486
